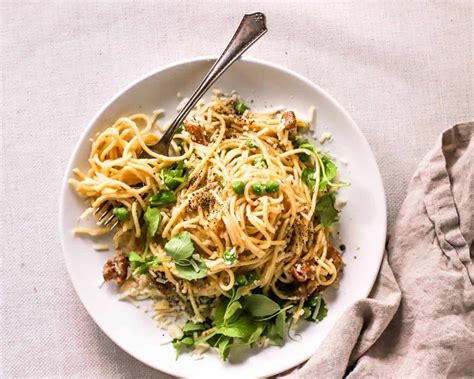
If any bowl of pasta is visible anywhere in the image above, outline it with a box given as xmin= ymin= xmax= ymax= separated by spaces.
xmin=60 ymin=57 xmax=386 ymax=378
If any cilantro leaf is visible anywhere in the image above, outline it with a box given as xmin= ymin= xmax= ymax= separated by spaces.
xmin=315 ymin=193 xmax=339 ymax=228
xmin=143 ymin=207 xmax=162 ymax=239
xmin=164 ymin=231 xmax=194 ymax=261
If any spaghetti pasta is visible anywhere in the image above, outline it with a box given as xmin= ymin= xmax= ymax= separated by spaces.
xmin=70 ymin=93 xmax=344 ymax=359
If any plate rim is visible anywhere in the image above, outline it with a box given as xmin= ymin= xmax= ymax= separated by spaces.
xmin=59 ymin=55 xmax=387 ymax=377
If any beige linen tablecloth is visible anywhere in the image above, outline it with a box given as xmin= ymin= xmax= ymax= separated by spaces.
xmin=286 ymin=122 xmax=473 ymax=378
xmin=1 ymin=1 xmax=473 ymax=378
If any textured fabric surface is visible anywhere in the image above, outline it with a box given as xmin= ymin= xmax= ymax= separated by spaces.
xmin=1 ymin=1 xmax=473 ymax=378
xmin=285 ymin=123 xmax=473 ymax=379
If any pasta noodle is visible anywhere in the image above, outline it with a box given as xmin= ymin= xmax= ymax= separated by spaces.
xmin=70 ymin=93 xmax=344 ymax=349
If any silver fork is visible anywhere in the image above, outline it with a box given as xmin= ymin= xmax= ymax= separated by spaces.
xmin=94 ymin=12 xmax=267 ymax=229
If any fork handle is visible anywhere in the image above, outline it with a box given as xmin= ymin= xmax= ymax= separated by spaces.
xmin=157 ymin=12 xmax=267 ymax=148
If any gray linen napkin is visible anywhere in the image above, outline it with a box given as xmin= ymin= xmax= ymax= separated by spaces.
xmin=284 ymin=122 xmax=474 ymax=379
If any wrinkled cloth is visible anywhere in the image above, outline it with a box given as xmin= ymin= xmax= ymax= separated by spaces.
xmin=286 ymin=122 xmax=474 ymax=379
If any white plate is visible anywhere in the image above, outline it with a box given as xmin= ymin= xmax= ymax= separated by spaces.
xmin=59 ymin=57 xmax=386 ymax=378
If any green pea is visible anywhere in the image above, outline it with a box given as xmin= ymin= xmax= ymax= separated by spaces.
xmin=265 ymin=181 xmax=280 ymax=194
xmin=247 ymin=138 xmax=257 ymax=149
xmin=113 ymin=207 xmax=129 ymax=221
xmin=234 ymin=101 xmax=248 ymax=115
xmin=251 ymin=182 xmax=266 ymax=196
xmin=246 ymin=270 xmax=259 ymax=283
xmin=303 ymin=307 xmax=312 ymax=319
xmin=254 ymin=155 xmax=266 ymax=165
xmin=232 ymin=181 xmax=245 ymax=195
xmin=236 ymin=274 xmax=248 ymax=287
xmin=294 ymin=137 xmax=309 ymax=148
xmin=307 ymin=293 xmax=319 ymax=307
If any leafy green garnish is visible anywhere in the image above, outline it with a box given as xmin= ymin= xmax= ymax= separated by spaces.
xmin=175 ymin=122 xmax=185 ymax=134
xmin=234 ymin=101 xmax=248 ymax=115
xmin=217 ymin=336 xmax=233 ymax=360
xmin=231 ymin=180 xmax=245 ymax=195
xmin=149 ymin=189 xmax=177 ymax=207
xmin=242 ymin=294 xmax=280 ymax=317
xmin=161 ymin=162 xmax=187 ymax=190
xmin=164 ymin=232 xmax=208 ymax=280
xmin=223 ymin=249 xmax=237 ymax=265
xmin=224 ymin=300 xmax=243 ymax=324
xmin=319 ymin=155 xmax=337 ymax=191
xmin=143 ymin=207 xmax=162 ymax=239
xmin=164 ymin=231 xmax=194 ymax=261
xmin=246 ymin=138 xmax=257 ymax=149
xmin=128 ymin=251 xmax=166 ymax=275
xmin=182 ymin=322 xmax=207 ymax=333
xmin=175 ymin=258 xmax=208 ymax=280
xmin=315 ymin=193 xmax=339 ymax=228
xmin=113 ymin=207 xmax=129 ymax=221
xmin=302 ymin=167 xmax=317 ymax=192
xmin=218 ymin=314 xmax=258 ymax=339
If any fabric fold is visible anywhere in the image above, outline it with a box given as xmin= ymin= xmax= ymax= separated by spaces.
xmin=284 ymin=122 xmax=474 ymax=379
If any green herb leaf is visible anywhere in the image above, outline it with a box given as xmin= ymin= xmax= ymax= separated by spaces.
xmin=164 ymin=231 xmax=194 ymax=261
xmin=113 ymin=207 xmax=129 ymax=221
xmin=161 ymin=162 xmax=187 ymax=190
xmin=143 ymin=207 xmax=162 ymax=239
xmin=313 ymin=298 xmax=328 ymax=321
xmin=246 ymin=270 xmax=259 ymax=284
xmin=242 ymin=294 xmax=280 ymax=317
xmin=172 ymin=336 xmax=194 ymax=358
xmin=246 ymin=138 xmax=257 ymax=149
xmin=245 ymin=323 xmax=265 ymax=344
xmin=182 ymin=322 xmax=207 ymax=333
xmin=302 ymin=167 xmax=317 ymax=192
xmin=274 ymin=311 xmax=286 ymax=339
xmin=214 ymin=298 xmax=229 ymax=327
xmin=149 ymin=189 xmax=177 ymax=207
xmin=218 ymin=314 xmax=257 ymax=339
xmin=224 ymin=300 xmax=242 ymax=324
xmin=217 ymin=336 xmax=233 ymax=361
xmin=315 ymin=194 xmax=339 ymax=228
xmin=319 ymin=155 xmax=337 ymax=191
xmin=175 ymin=257 xmax=208 ymax=280
xmin=128 ymin=251 xmax=165 ymax=275
xmin=234 ymin=101 xmax=248 ymax=115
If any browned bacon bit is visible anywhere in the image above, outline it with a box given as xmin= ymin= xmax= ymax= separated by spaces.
xmin=155 ymin=280 xmax=175 ymax=296
xmin=281 ymin=111 xmax=297 ymax=140
xmin=291 ymin=262 xmax=317 ymax=282
xmin=103 ymin=254 xmax=128 ymax=284
xmin=185 ymin=123 xmax=208 ymax=145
